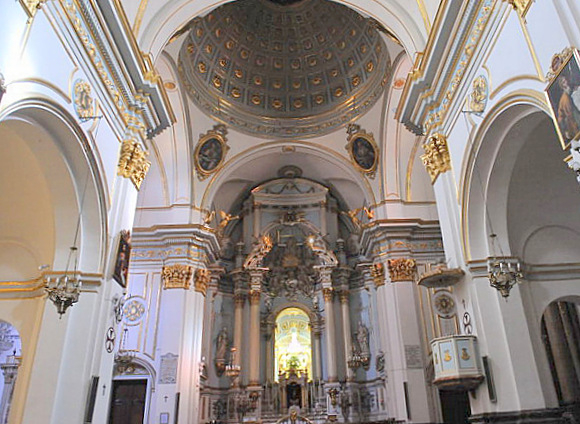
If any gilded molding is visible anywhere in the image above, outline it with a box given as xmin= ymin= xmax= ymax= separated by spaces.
xmin=421 ymin=133 xmax=451 ymax=184
xmin=19 ymin=0 xmax=44 ymax=18
xmin=194 ymin=268 xmax=210 ymax=296
xmin=371 ymin=262 xmax=385 ymax=288
xmin=162 ymin=264 xmax=193 ymax=289
xmin=117 ymin=138 xmax=151 ymax=190
xmin=505 ymin=0 xmax=533 ymax=18
xmin=388 ymin=258 xmax=417 ymax=282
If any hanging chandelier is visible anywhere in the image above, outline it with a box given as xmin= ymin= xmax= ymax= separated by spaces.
xmin=44 ymin=246 xmax=82 ymax=317
xmin=487 ymin=257 xmax=523 ymax=298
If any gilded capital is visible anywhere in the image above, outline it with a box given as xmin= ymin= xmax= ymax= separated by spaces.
xmin=421 ymin=133 xmax=451 ymax=184
xmin=117 ymin=138 xmax=151 ymax=190
xmin=249 ymin=289 xmax=261 ymax=305
xmin=194 ymin=268 xmax=210 ymax=296
xmin=234 ymin=293 xmax=246 ymax=307
xmin=323 ymin=287 xmax=334 ymax=302
xmin=387 ymin=258 xmax=417 ymax=282
xmin=162 ymin=264 xmax=193 ymax=289
xmin=371 ymin=262 xmax=385 ymax=288
xmin=338 ymin=290 xmax=349 ymax=304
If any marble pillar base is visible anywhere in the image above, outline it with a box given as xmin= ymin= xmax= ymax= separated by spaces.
xmin=469 ymin=404 xmax=580 ymax=423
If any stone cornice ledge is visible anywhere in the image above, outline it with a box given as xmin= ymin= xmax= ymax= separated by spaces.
xmin=396 ymin=0 xmax=510 ymax=136
xmin=46 ymin=0 xmax=175 ymax=142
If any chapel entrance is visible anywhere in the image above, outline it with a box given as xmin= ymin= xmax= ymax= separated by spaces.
xmin=108 ymin=379 xmax=147 ymax=424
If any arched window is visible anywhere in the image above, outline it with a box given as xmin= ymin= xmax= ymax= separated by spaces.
xmin=274 ymin=308 xmax=312 ymax=382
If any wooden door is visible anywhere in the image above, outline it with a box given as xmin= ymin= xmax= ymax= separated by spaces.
xmin=109 ymin=379 xmax=147 ymax=424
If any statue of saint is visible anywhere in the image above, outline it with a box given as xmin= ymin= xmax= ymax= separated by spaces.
xmin=356 ymin=321 xmax=369 ymax=354
xmin=215 ymin=327 xmax=229 ymax=362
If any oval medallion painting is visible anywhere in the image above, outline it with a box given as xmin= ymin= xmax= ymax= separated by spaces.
xmin=195 ymin=125 xmax=229 ymax=180
xmin=346 ymin=124 xmax=378 ymax=177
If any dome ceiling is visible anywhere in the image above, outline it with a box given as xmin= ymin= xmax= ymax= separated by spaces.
xmin=178 ymin=0 xmax=390 ymax=138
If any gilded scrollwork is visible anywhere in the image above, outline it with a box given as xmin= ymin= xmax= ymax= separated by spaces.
xmin=162 ymin=264 xmax=193 ymax=290
xmin=387 ymin=258 xmax=417 ymax=282
xmin=546 ymin=47 xmax=575 ymax=82
xmin=371 ymin=262 xmax=385 ymax=288
xmin=468 ymin=75 xmax=488 ymax=114
xmin=19 ymin=0 xmax=44 ymax=18
xmin=421 ymin=133 xmax=451 ymax=184
xmin=73 ymin=79 xmax=95 ymax=121
xmin=117 ymin=138 xmax=151 ymax=190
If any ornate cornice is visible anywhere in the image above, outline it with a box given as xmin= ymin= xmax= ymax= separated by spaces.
xmin=397 ymin=0 xmax=507 ymax=135
xmin=117 ymin=138 xmax=151 ymax=190
xmin=421 ymin=133 xmax=451 ymax=184
xmin=162 ymin=264 xmax=193 ymax=289
xmin=46 ymin=0 xmax=174 ymax=143
xmin=388 ymin=258 xmax=417 ymax=282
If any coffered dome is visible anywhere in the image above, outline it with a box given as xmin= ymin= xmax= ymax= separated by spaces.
xmin=178 ymin=0 xmax=390 ymax=138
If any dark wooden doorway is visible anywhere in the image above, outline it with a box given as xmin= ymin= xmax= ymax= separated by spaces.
xmin=439 ymin=390 xmax=471 ymax=424
xmin=109 ymin=379 xmax=147 ymax=424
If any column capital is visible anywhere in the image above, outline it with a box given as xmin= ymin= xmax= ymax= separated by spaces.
xmin=323 ymin=287 xmax=334 ymax=302
xmin=371 ymin=262 xmax=385 ymax=287
xmin=234 ymin=292 xmax=246 ymax=306
xmin=387 ymin=258 xmax=417 ymax=282
xmin=249 ymin=289 xmax=262 ymax=305
xmin=194 ymin=268 xmax=210 ymax=296
xmin=162 ymin=264 xmax=193 ymax=290
xmin=338 ymin=290 xmax=349 ymax=304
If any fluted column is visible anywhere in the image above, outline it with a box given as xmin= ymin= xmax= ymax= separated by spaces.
xmin=320 ymin=201 xmax=327 ymax=236
xmin=233 ymin=292 xmax=245 ymax=386
xmin=0 ymin=356 xmax=19 ymax=424
xmin=253 ymin=204 xmax=262 ymax=240
xmin=323 ymin=286 xmax=337 ymax=382
xmin=248 ymin=271 xmax=264 ymax=385
xmin=339 ymin=290 xmax=354 ymax=380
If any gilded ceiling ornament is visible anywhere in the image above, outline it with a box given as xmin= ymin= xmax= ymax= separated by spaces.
xmin=387 ymin=258 xmax=417 ymax=282
xmin=468 ymin=75 xmax=488 ymax=114
xmin=506 ymin=0 xmax=533 ymax=18
xmin=546 ymin=46 xmax=575 ymax=82
xmin=194 ymin=268 xmax=210 ymax=296
xmin=162 ymin=264 xmax=193 ymax=290
xmin=346 ymin=123 xmax=379 ymax=178
xmin=421 ymin=133 xmax=451 ymax=184
xmin=19 ymin=0 xmax=44 ymax=18
xmin=117 ymin=138 xmax=151 ymax=190
xmin=194 ymin=124 xmax=229 ymax=181
xmin=73 ymin=79 xmax=95 ymax=121
xmin=323 ymin=287 xmax=334 ymax=302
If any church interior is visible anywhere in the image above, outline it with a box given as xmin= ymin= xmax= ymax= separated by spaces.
xmin=1 ymin=0 xmax=580 ymax=423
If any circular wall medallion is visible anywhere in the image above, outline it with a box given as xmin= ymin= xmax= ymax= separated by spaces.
xmin=194 ymin=125 xmax=229 ymax=180
xmin=433 ymin=291 xmax=456 ymax=318
xmin=346 ymin=124 xmax=379 ymax=177
xmin=122 ymin=297 xmax=147 ymax=325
